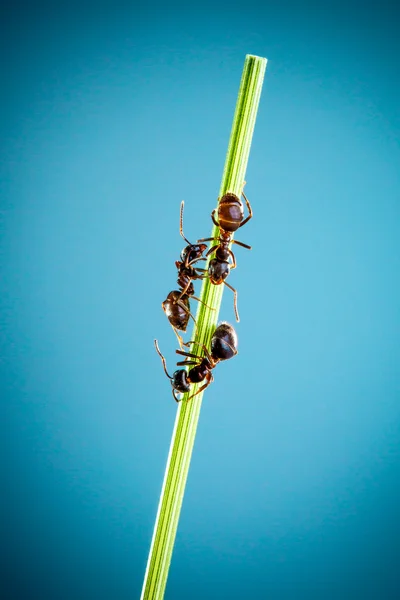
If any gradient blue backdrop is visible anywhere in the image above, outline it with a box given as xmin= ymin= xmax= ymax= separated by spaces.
xmin=2 ymin=1 xmax=400 ymax=598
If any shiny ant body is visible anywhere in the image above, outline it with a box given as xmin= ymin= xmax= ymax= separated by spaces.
xmin=162 ymin=201 xmax=209 ymax=346
xmin=154 ymin=322 xmax=238 ymax=402
xmin=198 ymin=189 xmax=253 ymax=321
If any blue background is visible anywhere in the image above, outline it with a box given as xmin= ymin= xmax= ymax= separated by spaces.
xmin=2 ymin=1 xmax=400 ymax=598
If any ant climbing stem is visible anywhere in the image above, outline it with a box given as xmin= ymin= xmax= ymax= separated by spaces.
xmin=154 ymin=322 xmax=238 ymax=402
xmin=197 ymin=184 xmax=253 ymax=323
xmin=162 ymin=200 xmax=213 ymax=348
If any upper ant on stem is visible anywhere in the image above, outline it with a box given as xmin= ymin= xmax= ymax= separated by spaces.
xmin=162 ymin=201 xmax=211 ymax=347
xmin=154 ymin=322 xmax=238 ymax=402
xmin=197 ymin=188 xmax=253 ymax=322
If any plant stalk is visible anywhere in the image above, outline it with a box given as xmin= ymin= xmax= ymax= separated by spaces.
xmin=141 ymin=54 xmax=267 ymax=600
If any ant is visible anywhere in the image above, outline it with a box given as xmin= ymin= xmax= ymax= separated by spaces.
xmin=162 ymin=201 xmax=210 ymax=347
xmin=154 ymin=322 xmax=238 ymax=402
xmin=197 ymin=188 xmax=253 ymax=322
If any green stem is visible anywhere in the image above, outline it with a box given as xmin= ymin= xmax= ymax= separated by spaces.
xmin=141 ymin=54 xmax=267 ymax=600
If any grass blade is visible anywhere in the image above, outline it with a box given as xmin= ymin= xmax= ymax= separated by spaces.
xmin=141 ymin=54 xmax=267 ymax=600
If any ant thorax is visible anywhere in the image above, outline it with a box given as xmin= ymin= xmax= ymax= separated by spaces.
xmin=188 ymin=360 xmax=212 ymax=384
xmin=215 ymin=245 xmax=230 ymax=261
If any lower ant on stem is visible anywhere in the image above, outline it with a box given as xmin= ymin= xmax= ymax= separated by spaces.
xmin=154 ymin=322 xmax=238 ymax=402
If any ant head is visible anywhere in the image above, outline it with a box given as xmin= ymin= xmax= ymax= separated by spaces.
xmin=208 ymin=258 xmax=230 ymax=284
xmin=181 ymin=243 xmax=207 ymax=265
xmin=180 ymin=246 xmax=191 ymax=263
xmin=172 ymin=369 xmax=191 ymax=393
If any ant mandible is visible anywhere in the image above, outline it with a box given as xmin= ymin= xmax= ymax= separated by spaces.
xmin=197 ymin=188 xmax=253 ymax=322
xmin=154 ymin=322 xmax=238 ymax=402
xmin=162 ymin=201 xmax=210 ymax=347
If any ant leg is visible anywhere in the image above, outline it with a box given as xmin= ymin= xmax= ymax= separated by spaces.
xmin=176 ymin=360 xmax=199 ymax=366
xmin=172 ymin=327 xmax=185 ymax=350
xmin=211 ymin=209 xmax=220 ymax=228
xmin=182 ymin=340 xmax=213 ymax=364
xmin=172 ymin=389 xmax=182 ymax=403
xmin=197 ymin=237 xmax=217 ymax=243
xmin=176 ymin=280 xmax=192 ymax=302
xmin=228 ymin=249 xmax=237 ymax=269
xmin=186 ymin=256 xmax=208 ymax=270
xmin=232 ymin=239 xmax=251 ymax=250
xmin=189 ymin=257 xmax=207 ymax=266
xmin=154 ymin=340 xmax=173 ymax=379
xmin=187 ymin=372 xmax=214 ymax=401
xmin=206 ymin=244 xmax=219 ymax=258
xmin=193 ymin=272 xmax=208 ymax=281
xmin=180 ymin=200 xmax=192 ymax=245
xmin=239 ymin=191 xmax=253 ymax=228
xmin=223 ymin=281 xmax=240 ymax=322
xmin=176 ymin=299 xmax=197 ymax=325
xmin=191 ymin=295 xmax=215 ymax=311
xmin=176 ymin=348 xmax=205 ymax=360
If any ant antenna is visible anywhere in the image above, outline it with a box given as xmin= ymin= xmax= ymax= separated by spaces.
xmin=154 ymin=339 xmax=173 ymax=379
xmin=179 ymin=201 xmax=192 ymax=246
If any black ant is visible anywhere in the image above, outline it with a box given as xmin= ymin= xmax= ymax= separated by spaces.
xmin=154 ymin=322 xmax=238 ymax=402
xmin=162 ymin=201 xmax=210 ymax=347
xmin=197 ymin=189 xmax=253 ymax=322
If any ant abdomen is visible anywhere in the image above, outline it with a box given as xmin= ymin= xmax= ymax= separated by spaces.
xmin=211 ymin=322 xmax=238 ymax=361
xmin=162 ymin=291 xmax=190 ymax=331
xmin=218 ymin=193 xmax=244 ymax=232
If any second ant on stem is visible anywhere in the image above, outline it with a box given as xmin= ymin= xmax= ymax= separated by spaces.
xmin=162 ymin=201 xmax=212 ymax=347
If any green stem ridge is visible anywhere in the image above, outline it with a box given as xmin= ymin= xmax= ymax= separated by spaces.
xmin=141 ymin=54 xmax=267 ymax=600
